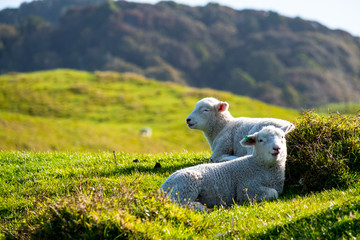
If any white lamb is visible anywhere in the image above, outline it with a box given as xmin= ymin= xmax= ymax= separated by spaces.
xmin=160 ymin=125 xmax=293 ymax=209
xmin=186 ymin=97 xmax=295 ymax=162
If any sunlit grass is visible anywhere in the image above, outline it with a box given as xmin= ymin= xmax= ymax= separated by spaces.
xmin=0 ymin=151 xmax=359 ymax=239
xmin=0 ymin=69 xmax=299 ymax=153
xmin=1 ymin=70 xmax=358 ymax=238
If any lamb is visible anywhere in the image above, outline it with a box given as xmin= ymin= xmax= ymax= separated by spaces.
xmin=186 ymin=97 xmax=295 ymax=162
xmin=160 ymin=125 xmax=293 ymax=209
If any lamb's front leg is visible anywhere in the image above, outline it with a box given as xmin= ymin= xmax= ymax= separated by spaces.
xmin=209 ymin=138 xmax=238 ymax=163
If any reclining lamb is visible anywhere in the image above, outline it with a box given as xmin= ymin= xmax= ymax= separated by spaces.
xmin=186 ymin=97 xmax=295 ymax=162
xmin=160 ymin=125 xmax=293 ymax=209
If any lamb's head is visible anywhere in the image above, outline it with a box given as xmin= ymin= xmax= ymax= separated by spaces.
xmin=186 ymin=97 xmax=230 ymax=131
xmin=240 ymin=125 xmax=294 ymax=167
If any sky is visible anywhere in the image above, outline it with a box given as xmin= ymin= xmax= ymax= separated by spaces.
xmin=0 ymin=0 xmax=359 ymax=37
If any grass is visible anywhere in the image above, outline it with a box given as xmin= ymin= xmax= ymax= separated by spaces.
xmin=0 ymin=69 xmax=298 ymax=153
xmin=317 ymin=102 xmax=360 ymax=115
xmin=0 ymin=112 xmax=359 ymax=239
xmin=1 ymin=69 xmax=359 ymax=238
xmin=285 ymin=111 xmax=360 ymax=192
xmin=0 ymin=145 xmax=360 ymax=239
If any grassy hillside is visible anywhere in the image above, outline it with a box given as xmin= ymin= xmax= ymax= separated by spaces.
xmin=0 ymin=69 xmax=359 ymax=238
xmin=1 ymin=149 xmax=359 ymax=239
xmin=0 ymin=69 xmax=298 ymax=153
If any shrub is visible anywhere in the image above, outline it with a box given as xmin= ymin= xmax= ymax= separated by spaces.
xmin=285 ymin=111 xmax=360 ymax=192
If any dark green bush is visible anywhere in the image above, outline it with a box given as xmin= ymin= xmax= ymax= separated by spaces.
xmin=285 ymin=111 xmax=360 ymax=192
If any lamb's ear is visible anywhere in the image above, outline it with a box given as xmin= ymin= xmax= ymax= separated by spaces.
xmin=217 ymin=101 xmax=229 ymax=112
xmin=240 ymin=135 xmax=256 ymax=147
xmin=281 ymin=123 xmax=295 ymax=135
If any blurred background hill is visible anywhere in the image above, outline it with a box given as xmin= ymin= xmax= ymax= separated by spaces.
xmin=0 ymin=0 xmax=360 ymax=109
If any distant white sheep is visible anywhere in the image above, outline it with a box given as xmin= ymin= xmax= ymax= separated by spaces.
xmin=186 ymin=97 xmax=295 ymax=162
xmin=139 ymin=127 xmax=152 ymax=137
xmin=160 ymin=125 xmax=293 ymax=209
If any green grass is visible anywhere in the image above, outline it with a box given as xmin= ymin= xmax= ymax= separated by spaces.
xmin=1 ymin=69 xmax=359 ymax=238
xmin=0 ymin=69 xmax=298 ymax=153
xmin=0 ymin=148 xmax=360 ymax=239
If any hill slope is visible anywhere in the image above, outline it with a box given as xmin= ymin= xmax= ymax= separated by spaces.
xmin=0 ymin=69 xmax=298 ymax=152
xmin=0 ymin=0 xmax=360 ymax=108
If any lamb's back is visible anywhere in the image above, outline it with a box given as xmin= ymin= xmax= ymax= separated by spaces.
xmin=229 ymin=117 xmax=291 ymax=155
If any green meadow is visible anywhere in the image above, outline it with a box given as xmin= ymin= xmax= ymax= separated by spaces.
xmin=1 ymin=70 xmax=359 ymax=239
xmin=1 ymin=144 xmax=359 ymax=239
xmin=0 ymin=69 xmax=298 ymax=153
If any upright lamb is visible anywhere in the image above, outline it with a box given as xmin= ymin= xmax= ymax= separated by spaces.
xmin=160 ymin=125 xmax=293 ymax=209
xmin=186 ymin=97 xmax=295 ymax=162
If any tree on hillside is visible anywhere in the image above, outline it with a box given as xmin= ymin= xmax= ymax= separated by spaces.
xmin=0 ymin=0 xmax=359 ymax=108
xmin=245 ymin=51 xmax=285 ymax=86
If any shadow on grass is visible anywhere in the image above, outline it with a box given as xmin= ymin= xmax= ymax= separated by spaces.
xmin=112 ymin=162 xmax=201 ymax=175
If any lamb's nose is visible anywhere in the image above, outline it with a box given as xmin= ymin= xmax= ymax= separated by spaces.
xmin=186 ymin=118 xmax=191 ymax=123
xmin=273 ymin=146 xmax=280 ymax=151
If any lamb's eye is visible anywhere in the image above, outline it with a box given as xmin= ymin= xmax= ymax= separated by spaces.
xmin=259 ymin=139 xmax=263 ymax=142
xmin=203 ymin=109 xmax=209 ymax=112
